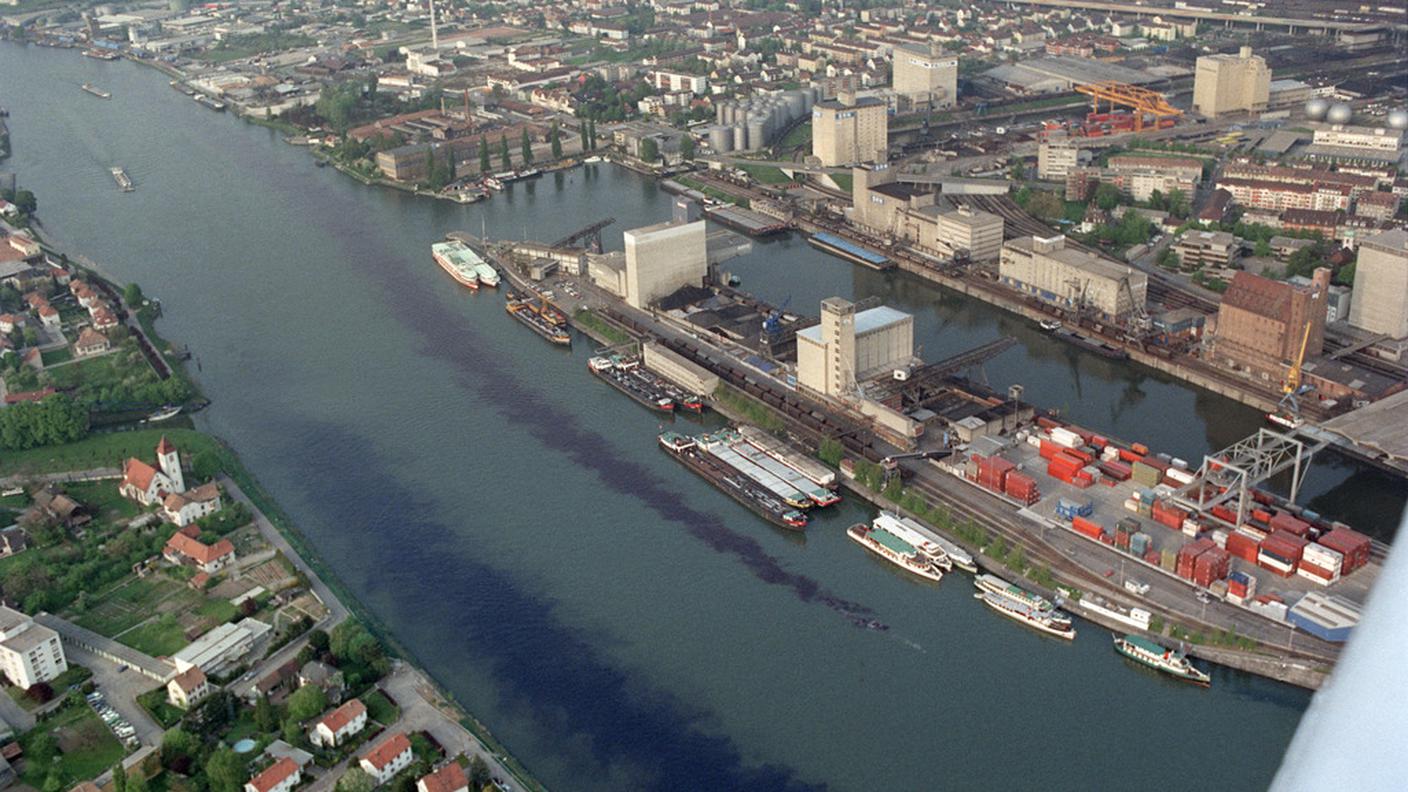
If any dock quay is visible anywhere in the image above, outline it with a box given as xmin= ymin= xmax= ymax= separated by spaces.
xmin=705 ymin=204 xmax=788 ymax=237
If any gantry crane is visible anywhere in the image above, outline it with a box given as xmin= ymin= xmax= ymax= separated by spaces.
xmin=1073 ymin=82 xmax=1183 ymax=132
xmin=1272 ymin=288 xmax=1322 ymax=428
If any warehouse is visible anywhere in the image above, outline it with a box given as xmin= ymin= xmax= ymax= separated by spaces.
xmin=796 ymin=297 xmax=915 ymax=397
xmin=983 ymin=56 xmax=1159 ymax=94
xmin=849 ymin=167 xmax=1005 ymax=261
xmin=1286 ymin=591 xmax=1361 ymax=642
xmin=998 ymin=236 xmax=1148 ymax=321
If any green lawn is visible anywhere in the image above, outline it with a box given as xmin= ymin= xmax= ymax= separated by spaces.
xmin=0 ymin=428 xmax=226 ymax=476
xmin=73 ymin=577 xmax=184 ymax=637
xmin=61 ymin=479 xmax=142 ymax=521
xmin=737 ymin=164 xmax=792 ymax=185
xmin=361 ymin=690 xmax=400 ymax=724
xmin=118 ymin=614 xmax=188 ymax=657
xmin=196 ymin=597 xmax=238 ymax=624
xmin=778 ymin=121 xmax=811 ymax=151
xmin=137 ymin=687 xmax=185 ymax=729
xmin=18 ymin=704 xmax=127 ymax=786
xmin=43 ymin=347 xmax=74 ymax=366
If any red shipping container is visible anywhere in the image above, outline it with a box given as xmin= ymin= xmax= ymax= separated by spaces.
xmin=1210 ymin=505 xmax=1237 ymax=524
xmin=1318 ymin=528 xmax=1371 ymax=573
xmin=1144 ymin=549 xmax=1160 ymax=565
xmin=1072 ymin=516 xmax=1103 ymax=539
xmin=1091 ymin=435 xmax=1108 ymax=449
xmin=1251 ymin=509 xmax=1273 ymax=525
xmin=1115 ymin=531 xmax=1131 ymax=550
xmin=1262 ymin=530 xmax=1308 ymax=563
xmin=1193 ymin=548 xmax=1230 ymax=587
xmin=1176 ymin=538 xmax=1214 ymax=580
xmin=1039 ymin=439 xmax=1061 ymax=460
xmin=1037 ymin=416 xmax=1060 ymax=430
xmin=1298 ymin=560 xmax=1336 ymax=581
xmin=1118 ymin=448 xmax=1143 ymax=464
xmin=1097 ymin=461 xmax=1131 ymax=481
xmin=1152 ymin=501 xmax=1187 ymax=530
xmin=1258 ymin=559 xmax=1295 ymax=577
xmin=1270 ymin=511 xmax=1311 ymax=538
xmin=1063 ymin=448 xmax=1094 ymax=465
xmin=1225 ymin=532 xmax=1260 ymax=563
xmin=1048 ymin=456 xmax=1082 ymax=479
xmin=1251 ymin=489 xmax=1277 ymax=506
xmin=1071 ymin=477 xmax=1093 ymax=489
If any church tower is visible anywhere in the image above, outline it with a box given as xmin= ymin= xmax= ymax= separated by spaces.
xmin=156 ymin=436 xmax=185 ymax=493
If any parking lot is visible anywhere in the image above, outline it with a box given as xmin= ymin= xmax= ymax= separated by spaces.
xmin=66 ymin=644 xmax=164 ymax=747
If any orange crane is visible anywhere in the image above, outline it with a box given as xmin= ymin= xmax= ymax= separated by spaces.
xmin=1073 ymin=81 xmax=1183 ymax=132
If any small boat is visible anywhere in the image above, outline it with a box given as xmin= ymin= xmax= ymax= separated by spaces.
xmin=1266 ymin=410 xmax=1304 ymax=431
xmin=584 ymin=155 xmax=603 ymax=163
xmin=111 ymin=167 xmax=134 ymax=192
xmin=81 ymin=83 xmax=112 ymax=99
xmin=1038 ymin=318 xmax=1062 ymax=332
xmin=1113 ymin=634 xmax=1211 ymax=686
xmin=145 ymin=405 xmax=182 ymax=423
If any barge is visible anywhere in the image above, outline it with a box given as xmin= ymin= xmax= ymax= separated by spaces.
xmin=659 ymin=432 xmax=808 ymax=530
xmin=697 ymin=429 xmax=831 ymax=509
xmin=80 ymin=83 xmax=111 ymax=99
xmin=588 ymin=356 xmax=675 ymax=413
xmin=1052 ymin=327 xmax=1129 ymax=361
xmin=111 ymin=167 xmax=134 ymax=192
xmin=505 ymin=291 xmax=570 ymax=346
xmin=807 ymin=232 xmax=894 ymax=271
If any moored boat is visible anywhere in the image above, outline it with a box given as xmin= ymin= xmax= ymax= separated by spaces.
xmin=848 ymin=521 xmax=943 ymax=582
xmin=659 ymin=432 xmax=807 ymax=531
xmin=975 ymin=573 xmax=1059 ymax=613
xmin=1053 ymin=327 xmax=1129 ymax=361
xmin=81 ymin=83 xmax=112 ymax=99
xmin=1113 ymin=634 xmax=1210 ymax=686
xmin=473 ymin=261 xmax=500 ymax=287
xmin=874 ymin=512 xmax=952 ymax=572
xmin=1078 ymin=594 xmax=1152 ymax=631
xmin=589 ymin=356 xmax=674 ymax=413
xmin=431 ymin=240 xmax=482 ymax=290
xmin=505 ymin=292 xmax=571 ymax=346
xmin=1266 ymin=410 xmax=1304 ymax=431
xmin=976 ymin=591 xmax=1076 ymax=639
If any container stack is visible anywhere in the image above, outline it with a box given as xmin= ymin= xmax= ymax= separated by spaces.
xmin=1130 ymin=531 xmax=1152 ymax=557
xmin=1047 ymin=452 xmax=1084 ymax=484
xmin=977 ymin=455 xmax=1016 ymax=494
xmin=1317 ymin=528 xmax=1372 ymax=575
xmin=1055 ymin=497 xmax=1093 ymax=520
xmin=1151 ymin=500 xmax=1188 ymax=530
xmin=1176 ymin=538 xmax=1216 ymax=581
xmin=1258 ymin=530 xmax=1308 ymax=577
xmin=1298 ymin=543 xmax=1343 ymax=585
xmin=1131 ymin=459 xmax=1165 ymax=487
xmin=1072 ymin=515 xmax=1105 ymax=541
xmin=1193 ymin=547 xmax=1231 ymax=587
xmin=1225 ymin=531 xmax=1260 ymax=563
xmin=1004 ymin=471 xmax=1040 ymax=505
xmin=1226 ymin=571 xmax=1257 ymax=605
xmin=1269 ymin=511 xmax=1312 ymax=538
xmin=1097 ymin=460 xmax=1131 ymax=481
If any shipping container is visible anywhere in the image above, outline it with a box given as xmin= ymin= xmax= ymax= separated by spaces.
xmin=1176 ymin=538 xmax=1215 ymax=581
xmin=1144 ymin=548 xmax=1160 ymax=565
xmin=1257 ymin=550 xmax=1297 ymax=576
xmin=1193 ymin=548 xmax=1230 ymax=587
xmin=1117 ymin=447 xmax=1143 ymax=464
xmin=1064 ymin=448 xmax=1094 ymax=465
xmin=1097 ymin=460 xmax=1132 ymax=481
xmin=1317 ymin=528 xmax=1371 ymax=574
xmin=1270 ymin=511 xmax=1311 ymax=538
xmin=1132 ymin=442 xmax=1149 ymax=455
xmin=1225 ymin=531 xmax=1259 ymax=563
xmin=1072 ymin=516 xmax=1104 ymax=540
xmin=1296 ymin=562 xmax=1339 ymax=586
xmin=1160 ymin=549 xmax=1177 ymax=572
xmin=1131 ymin=461 xmax=1162 ymax=487
xmin=1039 ymin=439 xmax=1061 ymax=460
xmin=1302 ymin=543 xmax=1343 ymax=573
xmin=1050 ymin=427 xmax=1082 ymax=448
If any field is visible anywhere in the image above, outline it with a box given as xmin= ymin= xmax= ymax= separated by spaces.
xmin=19 ymin=704 xmax=127 ymax=787
xmin=0 ymin=428 xmax=226 ymax=476
xmin=737 ymin=163 xmax=792 ymax=184
xmin=73 ymin=577 xmax=185 ymax=637
xmin=70 ymin=571 xmax=236 ymax=656
xmin=119 ymin=614 xmax=188 ymax=657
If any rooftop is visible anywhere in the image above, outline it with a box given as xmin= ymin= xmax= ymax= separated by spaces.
xmin=797 ymin=305 xmax=911 ymax=344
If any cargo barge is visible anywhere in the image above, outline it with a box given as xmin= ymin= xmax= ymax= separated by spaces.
xmin=193 ymin=94 xmax=226 ymax=112
xmin=704 ymin=205 xmax=788 ymax=237
xmin=736 ymin=425 xmax=838 ymax=491
xmin=588 ymin=356 xmax=675 ymax=413
xmin=659 ymin=432 xmax=808 ymax=530
xmin=1051 ymin=327 xmax=1129 ymax=361
xmin=807 ymin=232 xmax=894 ymax=271
xmin=80 ymin=83 xmax=111 ymax=99
xmin=110 ymin=167 xmax=134 ymax=192
xmin=697 ymin=429 xmax=836 ymax=509
xmin=1113 ymin=634 xmax=1211 ymax=686
xmin=505 ymin=291 xmax=570 ymax=346
xmin=848 ymin=521 xmax=944 ymax=582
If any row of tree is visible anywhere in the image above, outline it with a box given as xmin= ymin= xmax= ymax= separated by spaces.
xmin=0 ymin=394 xmax=89 ymax=450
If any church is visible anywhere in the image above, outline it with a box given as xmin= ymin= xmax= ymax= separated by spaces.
xmin=119 ymin=436 xmax=187 ymax=506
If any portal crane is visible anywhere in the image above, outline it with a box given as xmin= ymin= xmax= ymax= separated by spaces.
xmin=1272 ymin=288 xmax=1322 ymax=428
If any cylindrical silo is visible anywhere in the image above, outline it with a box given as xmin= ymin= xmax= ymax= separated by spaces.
xmin=733 ymin=125 xmax=748 ymax=150
xmin=784 ymin=91 xmax=805 ymax=119
xmin=709 ymin=125 xmax=733 ymax=153
xmin=716 ymin=104 xmax=727 ymax=125
xmin=748 ymin=115 xmax=766 ymax=150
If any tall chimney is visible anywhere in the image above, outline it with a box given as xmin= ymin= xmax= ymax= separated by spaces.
xmin=429 ymin=0 xmax=439 ymax=51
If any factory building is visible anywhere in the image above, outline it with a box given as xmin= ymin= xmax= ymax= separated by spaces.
xmin=1348 ymin=228 xmax=1408 ymax=343
xmin=1309 ymin=124 xmax=1404 ymax=156
xmin=892 ymin=42 xmax=957 ymax=110
xmin=849 ymin=167 xmax=1004 ymax=261
xmin=812 ymin=93 xmax=888 ymax=167
xmin=623 ymin=220 xmax=707 ymax=309
xmin=1192 ymin=46 xmax=1270 ymax=118
xmin=999 ymin=236 xmax=1148 ymax=321
xmin=797 ymin=298 xmax=914 ymax=397
xmin=1212 ymin=268 xmax=1330 ymax=382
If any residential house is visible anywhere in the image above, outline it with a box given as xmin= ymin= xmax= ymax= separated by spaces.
xmin=0 ymin=314 xmax=21 ymax=334
xmin=162 ymin=482 xmax=223 ymax=527
xmin=0 ymin=606 xmax=68 ymax=689
xmin=309 ymin=699 xmax=368 ymax=748
xmin=37 ymin=305 xmax=60 ymax=331
xmin=167 ymin=666 xmax=212 ymax=709
xmin=31 ymin=487 xmax=91 ymax=529
xmin=298 ymin=660 xmax=345 ymax=702
xmin=163 ymin=527 xmax=236 ymax=574
xmin=0 ymin=526 xmax=28 ymax=557
xmin=416 ymin=763 xmax=468 ymax=792
xmin=250 ymin=659 xmax=301 ymax=704
xmin=244 ymin=757 xmax=301 ymax=792
xmin=73 ymin=327 xmax=111 ymax=357
xmin=360 ymin=732 xmax=414 ymax=785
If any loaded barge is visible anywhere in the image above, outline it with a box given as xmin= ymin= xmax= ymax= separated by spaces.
xmin=589 ymin=356 xmax=675 ymax=413
xmin=697 ymin=428 xmax=839 ymax=509
xmin=80 ymin=83 xmax=111 ymax=99
xmin=505 ymin=290 xmax=570 ymax=346
xmin=659 ymin=432 xmax=808 ymax=530
xmin=807 ymin=232 xmax=894 ymax=271
xmin=111 ymin=167 xmax=134 ymax=192
xmin=1050 ymin=327 xmax=1129 ymax=361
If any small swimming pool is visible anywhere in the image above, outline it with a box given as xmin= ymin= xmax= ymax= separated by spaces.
xmin=232 ymin=739 xmax=257 ymax=754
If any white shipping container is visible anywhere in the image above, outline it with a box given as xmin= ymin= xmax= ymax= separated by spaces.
xmin=1297 ymin=566 xmax=1338 ymax=586
xmin=1050 ymin=427 xmax=1081 ymax=448
xmin=1101 ymin=446 xmax=1120 ymax=462
xmin=1026 ymin=434 xmax=1042 ymax=448
xmin=1211 ymin=529 xmax=1228 ymax=548
xmin=1303 ymin=544 xmax=1344 ymax=571
xmin=1238 ymin=524 xmax=1269 ymax=541
xmin=1171 ymin=457 xmax=1189 ymax=470
xmin=1258 ymin=551 xmax=1296 ymax=573
xmin=1250 ymin=599 xmax=1288 ymax=622
xmin=1124 ymin=499 xmax=1140 ymax=513
xmin=1165 ymin=467 xmax=1196 ymax=485
xmin=1183 ymin=518 xmax=1201 ymax=534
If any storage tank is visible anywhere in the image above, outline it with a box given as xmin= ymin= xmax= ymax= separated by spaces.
xmin=733 ymin=125 xmax=748 ymax=150
xmin=715 ymin=104 xmax=727 ymax=125
xmin=709 ymin=125 xmax=733 ymax=153
xmin=784 ymin=91 xmax=805 ymax=119
xmin=1305 ymin=98 xmax=1329 ymax=120
xmin=1327 ymin=103 xmax=1353 ymax=124
xmin=1388 ymin=110 xmax=1408 ymax=130
xmin=747 ymin=115 xmax=767 ymax=150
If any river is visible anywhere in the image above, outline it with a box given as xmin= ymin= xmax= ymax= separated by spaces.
xmin=9 ymin=43 xmax=1396 ymax=791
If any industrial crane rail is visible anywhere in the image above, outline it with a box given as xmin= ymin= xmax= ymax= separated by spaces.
xmin=1074 ymin=81 xmax=1183 ymax=132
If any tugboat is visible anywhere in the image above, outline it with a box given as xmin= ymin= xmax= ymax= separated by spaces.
xmin=1112 ymin=634 xmax=1211 ymax=686
xmin=1038 ymin=318 xmax=1062 ymax=332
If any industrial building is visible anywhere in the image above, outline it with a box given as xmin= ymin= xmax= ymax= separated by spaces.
xmin=811 ymin=93 xmax=888 ymax=167
xmin=1308 ymin=124 xmax=1404 ymax=159
xmin=623 ymin=219 xmax=707 ymax=309
xmin=1192 ymin=46 xmax=1270 ymax=118
xmin=983 ymin=56 xmax=1158 ymax=94
xmin=172 ymin=618 xmax=272 ymax=675
xmin=1211 ymin=268 xmax=1330 ymax=382
xmin=849 ymin=166 xmax=1004 ymax=261
xmin=0 ymin=606 xmax=67 ymax=689
xmin=892 ymin=41 xmax=957 ymax=110
xmin=1348 ymin=228 xmax=1408 ymax=343
xmin=998 ymin=236 xmax=1148 ymax=321
xmin=1037 ymin=138 xmax=1082 ymax=181
xmin=797 ymin=297 xmax=914 ymax=397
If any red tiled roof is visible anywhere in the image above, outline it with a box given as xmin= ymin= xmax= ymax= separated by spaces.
xmin=247 ymin=757 xmax=299 ymax=792
xmin=123 ymin=458 xmax=161 ymax=492
xmin=363 ymin=732 xmax=412 ymax=771
xmin=1222 ymin=272 xmax=1295 ymax=323
xmin=317 ymin=699 xmax=367 ymax=735
xmin=157 ymin=435 xmax=177 ymax=456
xmin=4 ymin=387 xmax=56 ymax=404
xmin=418 ymin=763 xmax=467 ymax=792
xmin=165 ymin=531 xmax=234 ymax=566
xmin=170 ymin=665 xmax=207 ymax=693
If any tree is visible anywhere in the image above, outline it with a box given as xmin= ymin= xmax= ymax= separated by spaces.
xmin=1254 ymin=238 xmax=1272 ymax=258
xmin=679 ymin=134 xmax=695 ymax=161
xmin=337 ymin=768 xmax=376 ymax=792
xmin=478 ymin=137 xmax=490 ymax=173
xmin=1094 ymin=183 xmax=1123 ymax=211
xmin=1166 ymin=189 xmax=1190 ymax=219
xmin=469 ymin=755 xmax=492 ymax=791
xmin=587 ymin=119 xmax=597 ymax=149
xmin=1334 ymin=261 xmax=1355 ymax=287
xmin=254 ymin=693 xmax=277 ymax=733
xmin=123 ymin=283 xmax=144 ymax=308
xmin=499 ymin=135 xmax=511 ymax=170
xmin=520 ymin=129 xmax=534 ymax=165
xmin=549 ymin=122 xmax=562 ymax=159
xmin=206 ymin=747 xmax=246 ymax=792
xmin=25 ymin=681 xmax=54 ymax=703
xmin=43 ymin=768 xmax=63 ymax=792
xmin=127 ymin=773 xmax=148 ymax=792
xmin=112 ymin=762 xmax=128 ymax=792
xmin=579 ymin=122 xmax=589 ymax=151
xmin=162 ymin=728 xmax=198 ymax=773
xmin=286 ymin=684 xmax=327 ymax=723
xmin=1027 ymin=190 xmax=1065 ymax=221
xmin=638 ymin=137 xmax=659 ymax=163
xmin=308 ymin=627 xmax=331 ymax=654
